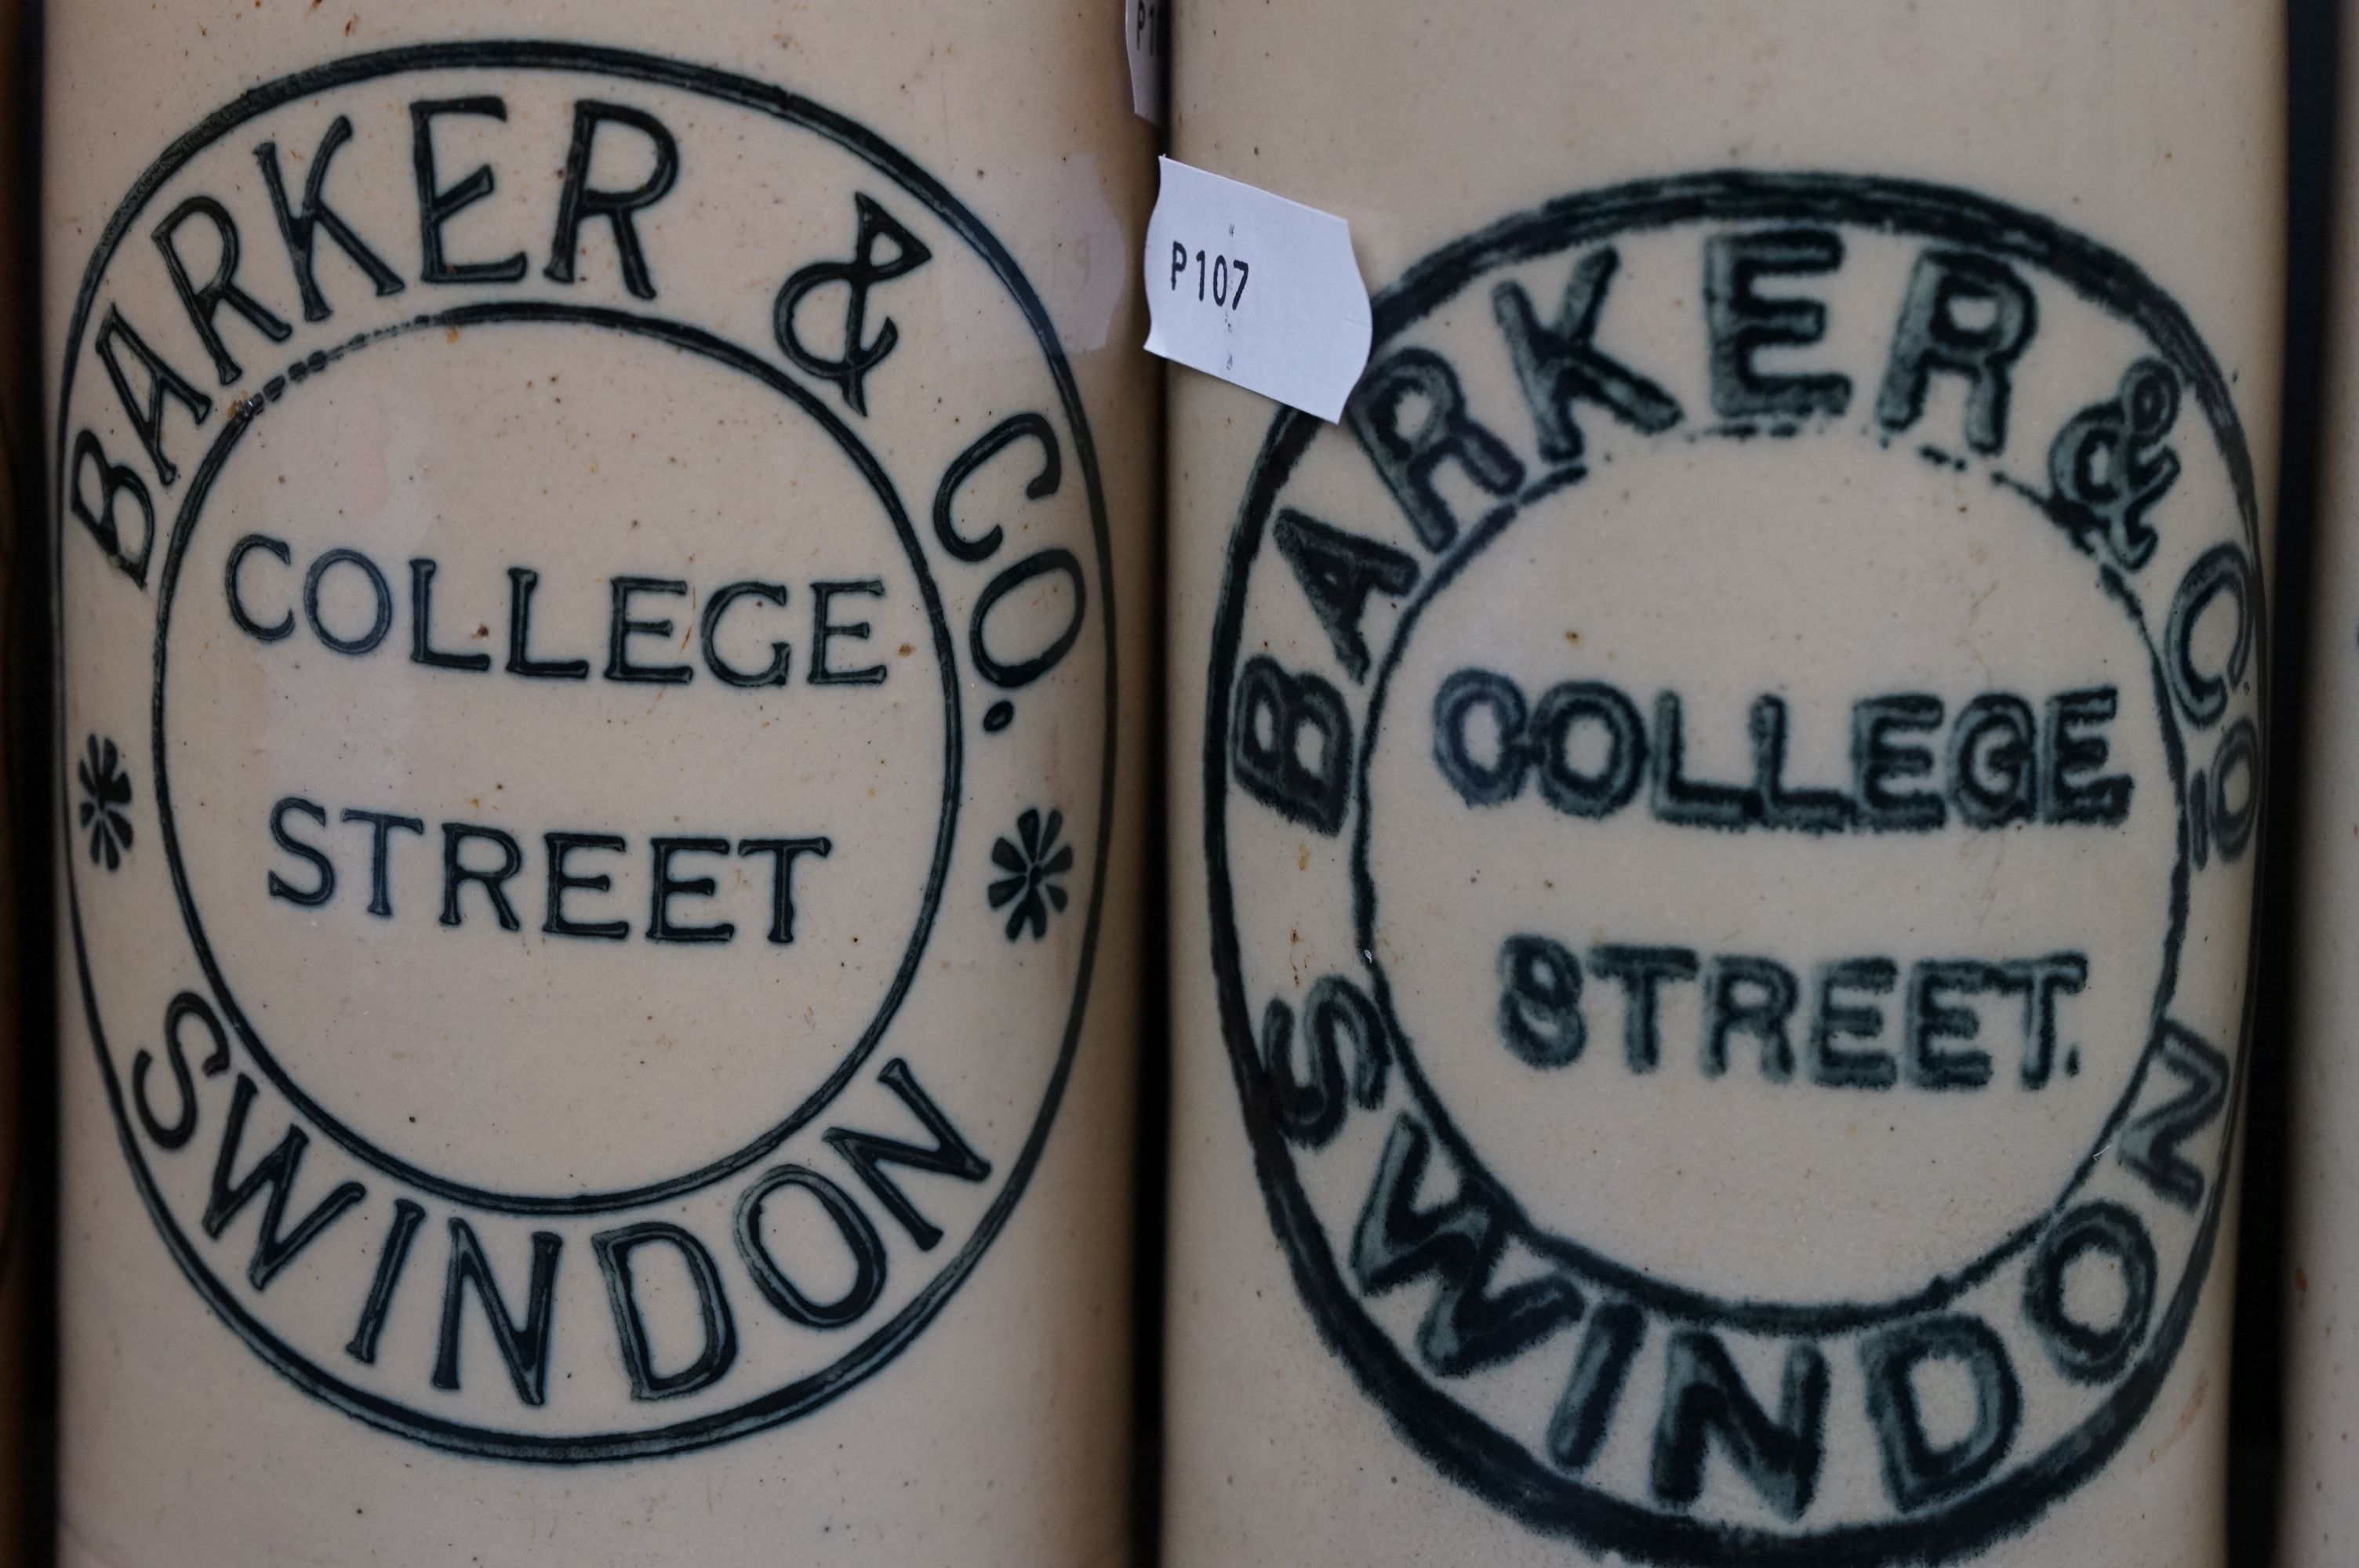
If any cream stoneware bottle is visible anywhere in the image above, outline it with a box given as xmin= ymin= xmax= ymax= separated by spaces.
xmin=46 ymin=3 xmax=1154 ymax=1564
xmin=1161 ymin=4 xmax=2281 ymax=1565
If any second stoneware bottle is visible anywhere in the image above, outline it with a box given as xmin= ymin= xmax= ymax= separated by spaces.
xmin=46 ymin=4 xmax=1153 ymax=1565
xmin=1163 ymin=3 xmax=2280 ymax=1566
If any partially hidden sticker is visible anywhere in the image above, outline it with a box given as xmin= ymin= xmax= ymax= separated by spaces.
xmin=1125 ymin=0 xmax=1165 ymax=125
xmin=1143 ymin=158 xmax=1370 ymax=421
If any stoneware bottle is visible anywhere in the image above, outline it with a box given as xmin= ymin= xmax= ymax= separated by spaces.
xmin=1161 ymin=5 xmax=2279 ymax=1565
xmin=2283 ymin=9 xmax=2359 ymax=1561
xmin=46 ymin=4 xmax=1153 ymax=1565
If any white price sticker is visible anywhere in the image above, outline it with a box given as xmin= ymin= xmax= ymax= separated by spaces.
xmin=1142 ymin=157 xmax=1371 ymax=422
xmin=1125 ymin=0 xmax=1166 ymax=125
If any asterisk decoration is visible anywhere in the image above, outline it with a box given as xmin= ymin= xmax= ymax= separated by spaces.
xmin=78 ymin=735 xmax=135 ymax=871
xmin=988 ymin=807 xmax=1073 ymax=942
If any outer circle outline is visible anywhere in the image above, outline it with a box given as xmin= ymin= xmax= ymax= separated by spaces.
xmin=56 ymin=42 xmax=1120 ymax=1462
xmin=1201 ymin=171 xmax=2262 ymax=1564
xmin=149 ymin=303 xmax=963 ymax=1216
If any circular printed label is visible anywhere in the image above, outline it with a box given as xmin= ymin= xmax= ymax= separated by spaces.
xmin=57 ymin=44 xmax=1114 ymax=1459
xmin=1204 ymin=174 xmax=2259 ymax=1563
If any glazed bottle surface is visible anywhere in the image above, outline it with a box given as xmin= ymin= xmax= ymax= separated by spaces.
xmin=1161 ymin=5 xmax=2281 ymax=1565
xmin=47 ymin=5 xmax=1154 ymax=1565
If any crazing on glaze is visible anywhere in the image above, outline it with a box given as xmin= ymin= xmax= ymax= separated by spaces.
xmin=56 ymin=44 xmax=1115 ymax=1461
xmin=1203 ymin=174 xmax=2260 ymax=1564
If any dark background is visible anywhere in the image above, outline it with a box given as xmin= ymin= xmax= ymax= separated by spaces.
xmin=2230 ymin=0 xmax=2339 ymax=1563
xmin=8 ymin=0 xmax=58 ymax=1563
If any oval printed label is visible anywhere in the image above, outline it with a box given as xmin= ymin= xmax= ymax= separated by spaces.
xmin=56 ymin=43 xmax=1115 ymax=1461
xmin=1202 ymin=173 xmax=2259 ymax=1563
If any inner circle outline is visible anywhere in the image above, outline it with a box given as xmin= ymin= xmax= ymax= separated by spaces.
xmin=150 ymin=303 xmax=962 ymax=1217
xmin=1347 ymin=453 xmax=2193 ymax=1338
